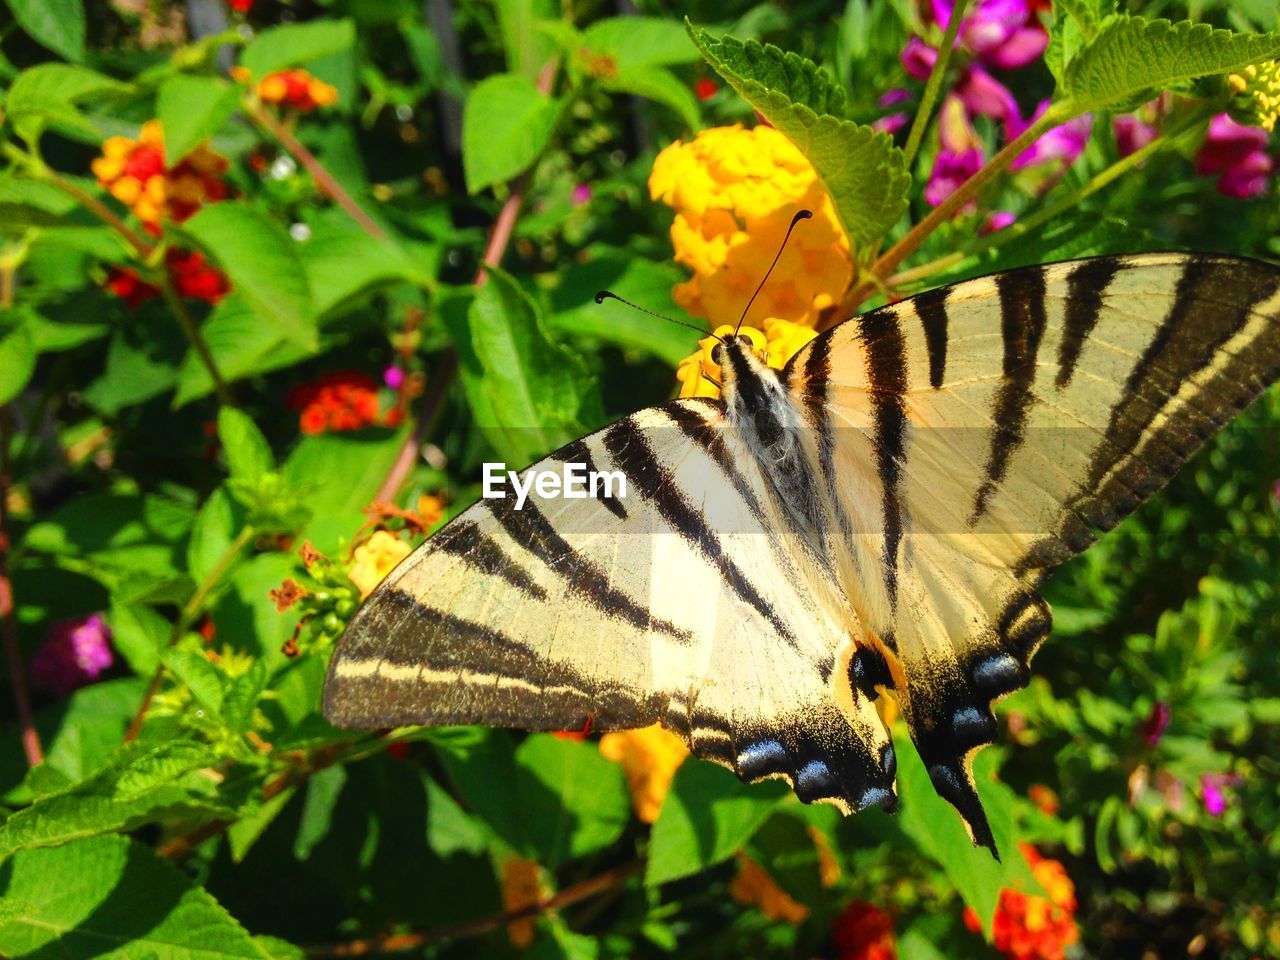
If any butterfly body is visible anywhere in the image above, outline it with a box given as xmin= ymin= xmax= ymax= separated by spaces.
xmin=324 ymin=253 xmax=1280 ymax=855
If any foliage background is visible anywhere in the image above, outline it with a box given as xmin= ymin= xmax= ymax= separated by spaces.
xmin=0 ymin=0 xmax=1278 ymax=958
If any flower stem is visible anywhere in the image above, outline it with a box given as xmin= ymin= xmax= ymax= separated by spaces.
xmin=124 ymin=524 xmax=256 ymax=742
xmin=245 ymin=100 xmax=389 ymax=241
xmin=40 ymin=166 xmax=155 ymax=258
xmin=902 ymin=0 xmax=971 ymax=168
xmin=160 ymin=272 xmax=235 ymax=407
xmin=0 ymin=406 xmax=43 ymax=767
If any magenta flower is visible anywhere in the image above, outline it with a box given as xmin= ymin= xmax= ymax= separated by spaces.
xmin=1195 ymin=114 xmax=1274 ymax=199
xmin=926 ymin=148 xmax=984 ymax=207
xmin=1140 ymin=702 xmax=1171 ymax=747
xmin=930 ymin=0 xmax=1049 ymax=71
xmin=383 ymin=365 xmax=405 ymax=390
xmin=1199 ymin=772 xmax=1241 ymax=817
xmin=30 ymin=613 xmax=114 ymax=696
xmin=1011 ymin=100 xmax=1093 ymax=172
xmin=571 ymin=183 xmax=593 ymax=207
xmin=874 ymin=113 xmax=910 ymax=135
xmin=902 ymin=38 xmax=1020 ymax=130
xmin=982 ymin=210 xmax=1016 ymax=233
xmin=1114 ymin=115 xmax=1158 ymax=158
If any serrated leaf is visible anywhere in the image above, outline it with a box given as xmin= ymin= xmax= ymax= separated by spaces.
xmin=646 ymin=760 xmax=787 ymax=886
xmin=157 ymin=75 xmax=240 ymax=163
xmin=240 ymin=19 xmax=356 ymax=76
xmin=1063 ymin=16 xmax=1280 ymax=113
xmin=106 ymin=603 xmax=170 ymax=676
xmin=186 ymin=486 xmax=246 ymax=585
xmin=217 ymin=408 xmax=274 ymax=485
xmin=581 ymin=16 xmax=700 ymax=68
xmin=462 ymin=73 xmax=563 ymax=194
xmin=689 ymin=25 xmax=908 ymax=253
xmin=0 ymin=741 xmax=221 ymax=859
xmin=2 ymin=0 xmax=85 ymax=62
xmin=179 ymin=205 xmax=316 ymax=351
xmin=4 ymin=63 xmax=126 ymax=145
xmin=600 ymin=65 xmax=699 ymax=130
xmin=221 ymin=659 xmax=268 ymax=733
xmin=162 ymin=648 xmax=226 ymax=716
xmin=450 ymin=267 xmax=596 ymax=465
xmin=0 ymin=835 xmax=272 ymax=958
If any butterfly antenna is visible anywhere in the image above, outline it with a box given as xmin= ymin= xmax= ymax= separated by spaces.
xmin=595 ymin=290 xmax=722 ymax=342
xmin=734 ymin=208 xmax=813 ymax=336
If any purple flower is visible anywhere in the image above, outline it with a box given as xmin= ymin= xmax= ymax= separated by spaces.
xmin=878 ymin=88 xmax=913 ymax=108
xmin=1140 ymin=701 xmax=1171 ymax=747
xmin=1199 ymin=772 xmax=1241 ymax=817
xmin=930 ymin=0 xmax=1049 ymax=70
xmin=1011 ymin=100 xmax=1093 ymax=171
xmin=982 ymin=210 xmax=1016 ymax=233
xmin=901 ymin=39 xmax=1019 ymax=128
xmin=383 ymin=365 xmax=405 ymax=390
xmin=873 ymin=113 xmax=910 ymax=135
xmin=1114 ymin=115 xmax=1158 ymax=158
xmin=571 ymin=184 xmax=593 ymax=207
xmin=1196 ymin=114 xmax=1274 ymax=199
xmin=926 ymin=148 xmax=984 ymax=207
xmin=30 ymin=614 xmax=114 ymax=696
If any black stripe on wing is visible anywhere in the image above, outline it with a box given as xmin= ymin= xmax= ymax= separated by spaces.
xmin=435 ymin=519 xmax=550 ymax=601
xmin=1056 ymin=257 xmax=1121 ymax=389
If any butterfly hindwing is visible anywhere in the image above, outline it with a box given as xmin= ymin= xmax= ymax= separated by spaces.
xmin=787 ymin=252 xmax=1280 ymax=845
xmin=324 ymin=400 xmax=898 ymax=814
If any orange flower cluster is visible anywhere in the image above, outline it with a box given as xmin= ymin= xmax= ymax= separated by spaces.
xmin=728 ymin=854 xmax=810 ymax=924
xmin=104 ymin=250 xmax=229 ymax=309
xmin=92 ymin=120 xmax=229 ymax=227
xmin=233 ymin=66 xmax=338 ymax=111
xmin=964 ymin=844 xmax=1079 ymax=960
xmin=832 ymin=900 xmax=897 ymax=960
xmin=287 ymin=371 xmax=402 ymax=435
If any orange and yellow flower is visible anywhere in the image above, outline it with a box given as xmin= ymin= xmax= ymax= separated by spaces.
xmin=964 ymin=844 xmax=1079 ymax=960
xmin=347 ymin=531 xmax=411 ymax=598
xmin=287 ymin=371 xmax=402 ymax=436
xmin=92 ymin=120 xmax=229 ymax=227
xmin=675 ymin=318 xmax=817 ymax=400
xmin=232 ymin=66 xmax=338 ymax=111
xmin=649 ymin=125 xmax=852 ymax=329
xmin=598 ymin=723 xmax=688 ymax=822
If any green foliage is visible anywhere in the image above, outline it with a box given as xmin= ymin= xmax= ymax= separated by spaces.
xmin=2 ymin=1 xmax=1279 ymax=957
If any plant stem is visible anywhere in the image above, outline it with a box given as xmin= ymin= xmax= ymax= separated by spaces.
xmin=902 ymin=0 xmax=970 ymax=168
xmin=0 ymin=406 xmax=42 ymax=767
xmin=886 ymin=105 xmax=1213 ymax=290
xmin=124 ymin=525 xmax=256 ymax=742
xmin=161 ymin=273 xmax=235 ymax=407
xmin=302 ymin=860 xmax=645 ymax=956
xmin=42 ymin=168 xmax=154 ymax=258
xmin=845 ymin=102 xmax=1074 ymax=312
xmin=245 ymin=101 xmax=389 ymax=241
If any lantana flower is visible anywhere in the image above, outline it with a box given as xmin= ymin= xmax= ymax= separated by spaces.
xmin=964 ymin=843 xmax=1079 ymax=960
xmin=598 ymin=723 xmax=688 ymax=822
xmin=91 ymin=120 xmax=229 ymax=228
xmin=925 ymin=96 xmax=985 ymax=209
xmin=648 ymin=125 xmax=853 ymax=328
xmin=675 ymin=319 xmax=817 ymax=400
xmin=287 ymin=371 xmax=401 ymax=435
xmin=728 ymin=854 xmax=810 ymax=924
xmin=1011 ymin=101 xmax=1094 ymax=177
xmin=30 ymin=614 xmax=114 ymax=696
xmin=1195 ymin=114 xmax=1274 ymax=198
xmin=832 ymin=900 xmax=897 ymax=960
xmin=232 ymin=66 xmax=339 ymax=111
xmin=347 ymin=531 xmax=412 ymax=599
xmin=103 ymin=250 xmax=230 ymax=309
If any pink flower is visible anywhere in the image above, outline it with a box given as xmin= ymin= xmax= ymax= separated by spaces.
xmin=383 ymin=365 xmax=405 ymax=390
xmin=901 ymin=39 xmax=1019 ymax=128
xmin=1140 ymin=702 xmax=1171 ymax=747
xmin=878 ymin=88 xmax=913 ymax=108
xmin=873 ymin=113 xmax=909 ymax=135
xmin=930 ymin=0 xmax=1049 ymax=70
xmin=1114 ymin=115 xmax=1158 ymax=158
xmin=571 ymin=183 xmax=593 ymax=207
xmin=1011 ymin=100 xmax=1093 ymax=171
xmin=30 ymin=614 xmax=114 ymax=696
xmin=982 ymin=210 xmax=1016 ymax=233
xmin=1195 ymin=114 xmax=1274 ymax=199
xmin=1199 ymin=772 xmax=1241 ymax=817
xmin=926 ymin=148 xmax=984 ymax=207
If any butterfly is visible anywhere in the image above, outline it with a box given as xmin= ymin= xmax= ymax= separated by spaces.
xmin=323 ymin=251 xmax=1280 ymax=854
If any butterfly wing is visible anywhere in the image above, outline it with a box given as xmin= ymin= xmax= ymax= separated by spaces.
xmin=324 ymin=399 xmax=898 ymax=813
xmin=787 ymin=253 xmax=1280 ymax=847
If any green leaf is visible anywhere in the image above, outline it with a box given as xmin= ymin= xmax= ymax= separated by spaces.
xmin=173 ymin=294 xmax=317 ymax=408
xmin=894 ymin=734 xmax=1039 ymax=935
xmin=186 ymin=486 xmax=246 ymax=586
xmin=106 ymin=603 xmax=170 ymax=676
xmin=600 ymin=66 xmax=699 ymax=130
xmin=646 ymin=760 xmax=787 ymax=886
xmin=1063 ymin=16 xmax=1280 ymax=113
xmin=0 ymin=314 xmax=36 ymax=406
xmin=0 ymin=741 xmax=221 ymax=860
xmin=227 ymin=787 xmax=297 ymax=863
xmin=497 ymin=0 xmax=560 ymax=82
xmin=582 ymin=17 xmax=700 ymax=68
xmin=298 ymin=219 xmax=430 ymax=319
xmin=240 ymin=19 xmax=356 ymax=76
xmin=218 ymin=407 xmax=275 ymax=486
xmin=0 ymin=835 xmax=273 ymax=958
xmin=2 ymin=0 xmax=85 ymax=62
xmin=514 ymin=735 xmax=630 ymax=867
xmin=451 ymin=267 xmax=596 ymax=466
xmin=292 ymin=765 xmax=347 ymax=860
xmin=162 ymin=648 xmax=225 ymax=716
xmin=180 ymin=204 xmax=316 ymax=351
xmin=222 ymin=659 xmax=268 ymax=733
xmin=462 ymin=73 xmax=563 ymax=194
xmin=4 ymin=64 xmax=126 ymax=144
xmin=688 ymin=25 xmax=908 ymax=253
xmin=156 ymin=75 xmax=240 ymax=163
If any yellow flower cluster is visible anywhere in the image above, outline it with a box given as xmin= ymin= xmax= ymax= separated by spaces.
xmin=649 ymin=125 xmax=852 ymax=329
xmin=598 ymin=724 xmax=688 ymax=822
xmin=1230 ymin=60 xmax=1280 ymax=131
xmin=728 ymin=854 xmax=810 ymax=924
xmin=675 ymin=318 xmax=817 ymax=400
xmin=347 ymin=530 xmax=410 ymax=599
xmin=91 ymin=119 xmax=229 ymax=226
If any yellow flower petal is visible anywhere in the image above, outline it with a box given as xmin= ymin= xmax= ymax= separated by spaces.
xmin=598 ymin=724 xmax=688 ymax=823
xmin=348 ymin=530 xmax=411 ymax=599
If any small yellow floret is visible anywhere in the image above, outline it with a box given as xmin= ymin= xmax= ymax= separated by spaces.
xmin=348 ymin=530 xmax=411 ymax=598
xmin=1229 ymin=60 xmax=1280 ymax=132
